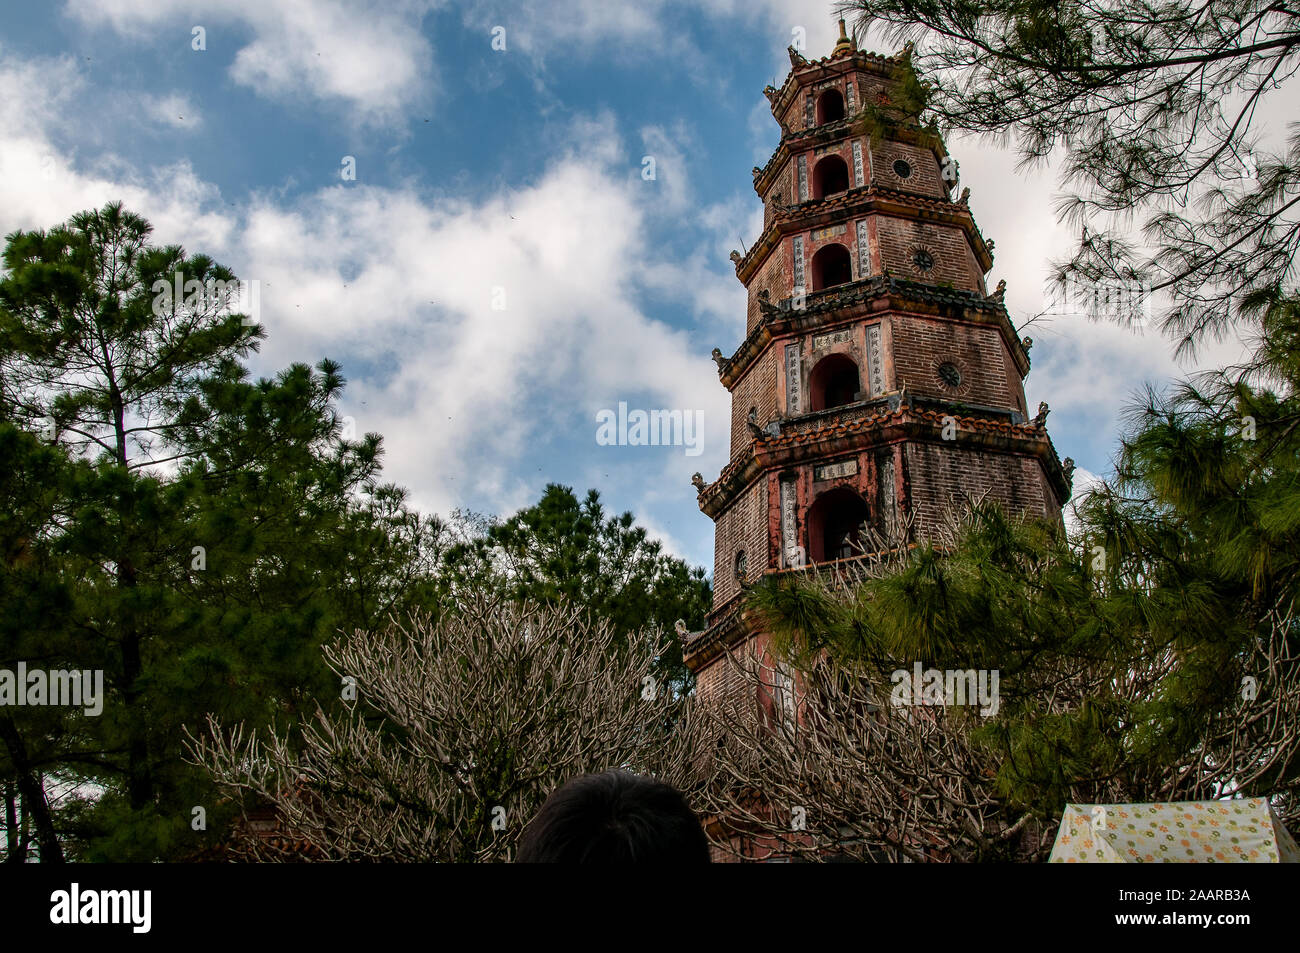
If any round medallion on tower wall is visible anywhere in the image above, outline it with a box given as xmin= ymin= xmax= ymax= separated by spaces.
xmin=911 ymin=246 xmax=935 ymax=276
xmin=891 ymin=158 xmax=913 ymax=181
xmin=932 ymin=358 xmax=971 ymax=397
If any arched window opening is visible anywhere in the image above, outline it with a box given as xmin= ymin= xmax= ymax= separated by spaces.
xmin=810 ymin=243 xmax=852 ymax=291
xmin=809 ymin=353 xmax=860 ymax=411
xmin=806 ymin=486 xmax=870 ymax=563
xmin=816 ymin=89 xmax=845 ymax=125
xmin=812 ymin=155 xmax=850 ymax=200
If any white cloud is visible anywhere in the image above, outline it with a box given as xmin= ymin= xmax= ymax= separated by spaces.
xmin=0 ymin=44 xmax=677 ymax=523
xmin=0 ymin=48 xmax=83 ymax=137
xmin=459 ymin=0 xmax=851 ymax=91
xmin=639 ymin=123 xmax=693 ymax=216
xmin=0 ymin=49 xmax=234 ymax=246
xmin=142 ymin=92 xmax=201 ymax=129
xmin=64 ymin=0 xmax=443 ymax=125
xmin=1063 ymin=465 xmax=1104 ymax=540
xmin=0 ymin=46 xmax=733 ymax=541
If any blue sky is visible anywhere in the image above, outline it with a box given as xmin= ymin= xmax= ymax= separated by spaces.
xmin=0 ymin=0 xmax=1254 ymax=574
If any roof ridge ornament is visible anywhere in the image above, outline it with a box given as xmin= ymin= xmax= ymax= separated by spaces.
xmin=833 ymin=18 xmax=854 ymax=56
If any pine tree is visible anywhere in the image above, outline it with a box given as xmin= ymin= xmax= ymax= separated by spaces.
xmin=0 ymin=204 xmax=445 ymax=859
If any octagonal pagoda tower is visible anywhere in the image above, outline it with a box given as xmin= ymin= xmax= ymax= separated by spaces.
xmin=685 ymin=24 xmax=1071 ymax=713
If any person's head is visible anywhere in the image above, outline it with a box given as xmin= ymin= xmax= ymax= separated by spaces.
xmin=514 ymin=770 xmax=710 ymax=863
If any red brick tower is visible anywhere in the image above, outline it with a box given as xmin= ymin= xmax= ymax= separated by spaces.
xmin=685 ymin=25 xmax=1070 ymax=739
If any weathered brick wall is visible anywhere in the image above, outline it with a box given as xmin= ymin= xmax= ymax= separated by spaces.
xmin=869 ymin=139 xmax=947 ymax=200
xmin=1001 ymin=337 xmax=1028 ymax=417
xmin=709 ymin=840 xmax=744 ymax=863
xmin=746 ymin=239 xmax=789 ymax=334
xmin=903 ymin=443 xmax=1053 ymax=528
xmin=729 ymin=346 xmax=779 ymax=460
xmin=889 ymin=315 xmax=1013 ymax=408
xmin=874 ymin=216 xmax=982 ymax=293
xmin=711 ymin=477 xmax=769 ymax=608
xmin=696 ymin=633 xmax=779 ymax=711
xmin=761 ymin=160 xmax=794 ymax=227
xmin=695 ymin=656 xmax=749 ymax=717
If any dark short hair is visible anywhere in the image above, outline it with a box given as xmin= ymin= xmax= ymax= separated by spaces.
xmin=515 ymin=770 xmax=710 ymax=863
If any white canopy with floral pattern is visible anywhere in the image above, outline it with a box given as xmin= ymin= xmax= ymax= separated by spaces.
xmin=1049 ymin=798 xmax=1299 ymax=863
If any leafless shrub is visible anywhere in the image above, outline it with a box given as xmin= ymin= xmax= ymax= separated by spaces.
xmin=187 ymin=593 xmax=705 ymax=861
xmin=693 ymin=647 xmax=1044 ymax=862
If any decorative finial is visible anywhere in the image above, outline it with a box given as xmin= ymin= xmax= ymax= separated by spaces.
xmin=1034 ymin=402 xmax=1050 ymax=426
xmin=674 ymin=619 xmax=689 ymax=639
xmin=834 ymin=18 xmax=853 ymax=55
xmin=763 ymin=84 xmax=777 ymax=104
xmin=1062 ymin=457 xmax=1076 ymax=483
xmin=711 ymin=347 xmax=726 ymax=370
xmin=691 ymin=473 xmax=706 ymax=493
xmin=1022 ymin=336 xmax=1033 ymax=351
xmin=729 ymin=250 xmax=742 ymax=265
xmin=959 ymin=187 xmax=970 ymax=204
xmin=788 ymin=45 xmax=807 ymax=68
xmin=994 ymin=279 xmax=1006 ymax=299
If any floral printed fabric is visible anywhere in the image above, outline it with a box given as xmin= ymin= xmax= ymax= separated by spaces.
xmin=1048 ymin=798 xmax=1299 ymax=863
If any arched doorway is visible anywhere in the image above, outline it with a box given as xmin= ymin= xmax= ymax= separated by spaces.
xmin=810 ymin=243 xmax=852 ymax=291
xmin=817 ymin=89 xmax=845 ymax=125
xmin=806 ymin=486 xmax=870 ymax=562
xmin=808 ymin=353 xmax=860 ymax=411
xmin=812 ymin=155 xmax=850 ymax=199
